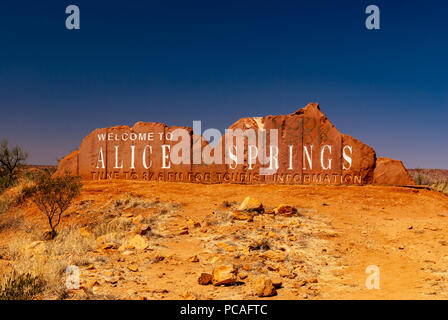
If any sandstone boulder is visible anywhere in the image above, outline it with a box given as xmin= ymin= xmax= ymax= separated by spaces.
xmin=373 ymin=157 xmax=415 ymax=185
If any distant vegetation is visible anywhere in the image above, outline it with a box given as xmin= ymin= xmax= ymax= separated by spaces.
xmin=408 ymin=168 xmax=448 ymax=195
xmin=0 ymin=139 xmax=28 ymax=193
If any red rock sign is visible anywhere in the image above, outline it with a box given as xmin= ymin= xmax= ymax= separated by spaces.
xmin=55 ymin=103 xmax=414 ymax=185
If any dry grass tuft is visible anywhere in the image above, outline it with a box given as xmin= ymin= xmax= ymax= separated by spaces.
xmin=5 ymin=225 xmax=97 ymax=299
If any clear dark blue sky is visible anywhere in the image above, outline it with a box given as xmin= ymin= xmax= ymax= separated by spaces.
xmin=0 ymin=0 xmax=446 ymax=168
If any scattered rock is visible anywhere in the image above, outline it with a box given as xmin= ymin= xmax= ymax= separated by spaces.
xmin=102 ymin=243 xmax=119 ymax=251
xmin=262 ymin=250 xmax=287 ymax=262
xmin=239 ymin=271 xmax=248 ymax=280
xmin=186 ymin=219 xmax=201 ymax=228
xmin=135 ymin=223 xmax=151 ymax=236
xmin=271 ymin=276 xmax=283 ymax=289
xmin=178 ymin=227 xmax=189 ymax=235
xmin=273 ymin=204 xmax=297 ymax=217
xmin=84 ymin=280 xmax=100 ymax=291
xmin=212 ymin=265 xmax=238 ymax=286
xmin=232 ymin=211 xmax=254 ymax=221
xmin=254 ymin=277 xmax=277 ymax=297
xmin=121 ymin=234 xmax=150 ymax=251
xmin=198 ymin=273 xmax=213 ymax=285
xmin=188 ymin=255 xmax=199 ymax=263
xmin=238 ymin=197 xmax=264 ymax=212
xmin=127 ymin=265 xmax=139 ymax=272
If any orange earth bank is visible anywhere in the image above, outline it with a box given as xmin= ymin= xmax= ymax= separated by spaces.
xmin=1 ymin=180 xmax=448 ymax=300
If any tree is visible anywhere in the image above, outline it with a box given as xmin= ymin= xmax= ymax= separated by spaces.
xmin=32 ymin=174 xmax=82 ymax=239
xmin=0 ymin=139 xmax=28 ymax=187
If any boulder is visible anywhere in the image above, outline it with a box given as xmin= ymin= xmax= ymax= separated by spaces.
xmin=373 ymin=157 xmax=415 ymax=185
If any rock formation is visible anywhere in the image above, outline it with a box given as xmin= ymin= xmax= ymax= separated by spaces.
xmin=55 ymin=103 xmax=414 ymax=185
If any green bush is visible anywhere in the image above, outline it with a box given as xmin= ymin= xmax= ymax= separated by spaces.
xmin=0 ymin=273 xmax=43 ymax=300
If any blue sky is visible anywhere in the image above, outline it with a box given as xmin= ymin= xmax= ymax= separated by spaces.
xmin=0 ymin=0 xmax=446 ymax=168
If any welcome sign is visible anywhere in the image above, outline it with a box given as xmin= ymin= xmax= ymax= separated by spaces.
xmin=56 ymin=103 xmax=414 ymax=185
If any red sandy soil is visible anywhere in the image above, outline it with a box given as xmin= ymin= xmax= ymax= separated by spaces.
xmin=1 ymin=181 xmax=448 ymax=300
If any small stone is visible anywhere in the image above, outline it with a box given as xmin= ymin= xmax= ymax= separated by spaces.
xmin=271 ymin=276 xmax=283 ymax=289
xmin=122 ymin=234 xmax=150 ymax=251
xmin=86 ymin=264 xmax=95 ymax=270
xmin=186 ymin=219 xmax=201 ymax=228
xmin=268 ymin=231 xmax=278 ymax=239
xmin=238 ymin=197 xmax=264 ymax=212
xmin=188 ymin=255 xmax=199 ymax=263
xmin=262 ymin=250 xmax=287 ymax=262
xmin=101 ymin=243 xmax=119 ymax=250
xmin=135 ymin=223 xmax=151 ymax=235
xmin=178 ymin=227 xmax=189 ymax=235
xmin=254 ymin=277 xmax=277 ymax=297
xmin=85 ymin=280 xmax=100 ymax=290
xmin=212 ymin=265 xmax=238 ymax=286
xmin=239 ymin=271 xmax=248 ymax=280
xmin=103 ymin=270 xmax=114 ymax=277
xmin=198 ymin=273 xmax=213 ymax=285
xmin=273 ymin=204 xmax=297 ymax=217
xmin=232 ymin=211 xmax=254 ymax=221
xmin=127 ymin=265 xmax=139 ymax=272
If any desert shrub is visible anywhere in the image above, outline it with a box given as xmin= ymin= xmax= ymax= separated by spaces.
xmin=0 ymin=272 xmax=43 ymax=300
xmin=32 ymin=174 xmax=82 ymax=239
xmin=431 ymin=182 xmax=448 ymax=195
xmin=0 ymin=139 xmax=28 ymax=192
xmin=6 ymin=225 xmax=97 ymax=299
